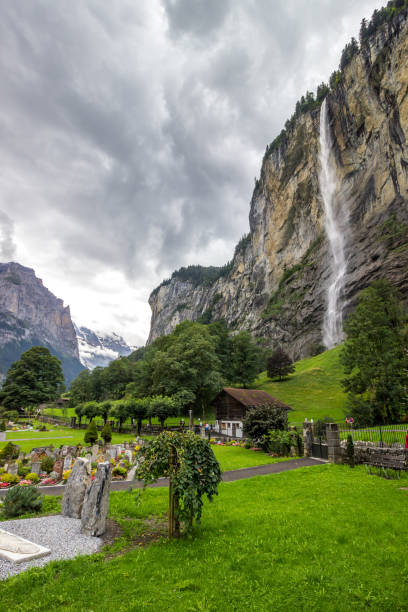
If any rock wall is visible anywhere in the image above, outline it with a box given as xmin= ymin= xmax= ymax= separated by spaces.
xmin=0 ymin=262 xmax=84 ymax=383
xmin=148 ymin=11 xmax=408 ymax=358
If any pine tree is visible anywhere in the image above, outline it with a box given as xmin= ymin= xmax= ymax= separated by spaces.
xmin=267 ymin=348 xmax=295 ymax=381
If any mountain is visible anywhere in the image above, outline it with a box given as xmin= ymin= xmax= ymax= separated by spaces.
xmin=0 ymin=262 xmax=84 ymax=384
xmin=75 ymin=324 xmax=134 ymax=370
xmin=148 ymin=7 xmax=408 ymax=359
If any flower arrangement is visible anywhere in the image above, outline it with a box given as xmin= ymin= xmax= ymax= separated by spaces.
xmin=26 ymin=472 xmax=40 ymax=484
xmin=0 ymin=473 xmax=20 ymax=484
xmin=63 ymin=469 xmax=71 ymax=482
xmin=0 ymin=482 xmax=10 ymax=488
xmin=40 ymin=478 xmax=56 ymax=486
xmin=18 ymin=479 xmax=33 ymax=486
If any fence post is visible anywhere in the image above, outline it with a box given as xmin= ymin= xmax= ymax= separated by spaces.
xmin=303 ymin=421 xmax=313 ymax=457
xmin=326 ymin=423 xmax=341 ymax=463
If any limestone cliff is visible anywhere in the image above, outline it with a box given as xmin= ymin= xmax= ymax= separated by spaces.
xmin=148 ymin=10 xmax=408 ymax=358
xmin=0 ymin=262 xmax=84 ymax=383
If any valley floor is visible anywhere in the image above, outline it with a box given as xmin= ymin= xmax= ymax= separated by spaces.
xmin=2 ymin=464 xmax=408 ymax=610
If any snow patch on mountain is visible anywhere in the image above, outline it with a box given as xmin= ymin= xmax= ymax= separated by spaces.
xmin=74 ymin=324 xmax=135 ymax=370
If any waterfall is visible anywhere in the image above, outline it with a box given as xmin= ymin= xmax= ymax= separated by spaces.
xmin=319 ymin=99 xmax=347 ymax=349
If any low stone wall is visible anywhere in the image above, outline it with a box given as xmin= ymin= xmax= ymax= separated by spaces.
xmin=340 ymin=440 xmax=408 ymax=470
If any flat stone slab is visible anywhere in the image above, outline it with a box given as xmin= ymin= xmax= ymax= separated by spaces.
xmin=0 ymin=528 xmax=50 ymax=564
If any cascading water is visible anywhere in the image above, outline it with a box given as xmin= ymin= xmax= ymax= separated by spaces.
xmin=319 ymin=99 xmax=347 ymax=349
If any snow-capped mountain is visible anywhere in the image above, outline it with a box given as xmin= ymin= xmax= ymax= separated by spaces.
xmin=74 ymin=324 xmax=135 ymax=370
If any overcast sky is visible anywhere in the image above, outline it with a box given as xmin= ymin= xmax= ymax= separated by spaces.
xmin=0 ymin=0 xmax=381 ymax=346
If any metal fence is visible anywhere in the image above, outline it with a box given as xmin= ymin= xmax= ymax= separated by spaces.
xmin=339 ymin=423 xmax=408 ymax=447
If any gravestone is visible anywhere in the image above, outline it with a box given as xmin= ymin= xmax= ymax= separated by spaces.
xmin=0 ymin=528 xmax=50 ymax=564
xmin=85 ymin=453 xmax=92 ymax=462
xmin=61 ymin=446 xmax=68 ymax=456
xmin=91 ymin=445 xmax=99 ymax=462
xmin=31 ymin=461 xmax=41 ymax=476
xmin=8 ymin=463 xmax=18 ymax=476
xmin=109 ymin=448 xmax=117 ymax=460
xmin=63 ymin=454 xmax=73 ymax=471
xmin=31 ymin=452 xmax=41 ymax=463
xmin=124 ymin=450 xmax=133 ymax=463
xmin=81 ymin=462 xmax=112 ymax=537
xmin=0 ymin=432 xmax=5 ymax=442
xmin=53 ymin=460 xmax=63 ymax=478
xmin=62 ymin=458 xmax=91 ymax=518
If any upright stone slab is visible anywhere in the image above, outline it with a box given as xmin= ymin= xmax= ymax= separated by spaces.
xmin=326 ymin=423 xmax=341 ymax=464
xmin=91 ymin=444 xmax=99 ymax=461
xmin=53 ymin=460 xmax=63 ymax=478
xmin=31 ymin=461 xmax=41 ymax=476
xmin=0 ymin=432 xmax=5 ymax=442
xmin=81 ymin=462 xmax=112 ymax=536
xmin=62 ymin=458 xmax=91 ymax=518
xmin=8 ymin=463 xmax=18 ymax=476
xmin=63 ymin=454 xmax=73 ymax=471
xmin=303 ymin=422 xmax=313 ymax=457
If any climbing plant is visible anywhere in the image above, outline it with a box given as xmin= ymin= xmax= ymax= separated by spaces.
xmin=135 ymin=430 xmax=222 ymax=537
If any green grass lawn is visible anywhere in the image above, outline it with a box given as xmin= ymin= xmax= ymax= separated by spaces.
xmin=255 ymin=345 xmax=347 ymax=423
xmin=2 ymin=464 xmax=408 ymax=610
xmin=211 ymin=445 xmax=295 ymax=471
xmin=0 ymin=426 xmax=137 ymax=453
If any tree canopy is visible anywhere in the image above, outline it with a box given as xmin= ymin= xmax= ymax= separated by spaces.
xmin=0 ymin=346 xmax=64 ymax=411
xmin=340 ymin=280 xmax=408 ymax=425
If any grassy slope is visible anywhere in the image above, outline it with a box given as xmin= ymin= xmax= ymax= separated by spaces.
xmin=255 ymin=345 xmax=347 ymax=423
xmin=2 ymin=465 xmax=408 ymax=610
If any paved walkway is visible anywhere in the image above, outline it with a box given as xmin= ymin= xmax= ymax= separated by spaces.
xmin=0 ymin=457 xmax=324 ymax=498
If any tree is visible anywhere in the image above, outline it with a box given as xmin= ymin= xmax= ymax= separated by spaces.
xmin=110 ymin=401 xmax=129 ymax=431
xmin=74 ymin=404 xmax=84 ymax=426
xmin=0 ymin=347 xmax=64 ymax=411
xmin=101 ymin=422 xmax=112 ymax=444
xmin=135 ymin=431 xmax=222 ymax=537
xmin=84 ymin=420 xmax=98 ymax=445
xmin=243 ymin=404 xmax=289 ymax=445
xmin=82 ymin=401 xmax=99 ymax=423
xmin=69 ymin=369 xmax=93 ymax=406
xmin=98 ymin=401 xmax=112 ymax=425
xmin=149 ymin=395 xmax=178 ymax=429
xmin=340 ymin=280 xmax=408 ymax=425
xmin=230 ymin=331 xmax=261 ymax=387
xmin=126 ymin=397 xmax=150 ymax=434
xmin=267 ymin=348 xmax=295 ymax=381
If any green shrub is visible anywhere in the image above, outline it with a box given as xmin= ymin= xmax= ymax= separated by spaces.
xmin=0 ymin=442 xmax=19 ymax=461
xmin=101 ymin=422 xmax=112 ymax=444
xmin=18 ymin=463 xmax=31 ymax=478
xmin=84 ymin=421 xmax=98 ymax=445
xmin=346 ymin=434 xmax=355 ymax=468
xmin=0 ymin=420 xmax=6 ymax=431
xmin=112 ymin=466 xmax=127 ymax=478
xmin=2 ymin=485 xmax=43 ymax=518
xmin=26 ymin=472 xmax=40 ymax=483
xmin=0 ymin=473 xmax=20 ymax=484
xmin=41 ymin=456 xmax=55 ymax=474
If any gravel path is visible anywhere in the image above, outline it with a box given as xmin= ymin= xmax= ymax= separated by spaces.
xmin=0 ymin=515 xmax=102 ymax=581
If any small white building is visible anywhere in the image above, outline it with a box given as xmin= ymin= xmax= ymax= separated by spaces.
xmin=212 ymin=387 xmax=292 ymax=438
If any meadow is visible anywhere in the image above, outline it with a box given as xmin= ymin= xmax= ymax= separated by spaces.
xmin=2 ymin=464 xmax=408 ymax=610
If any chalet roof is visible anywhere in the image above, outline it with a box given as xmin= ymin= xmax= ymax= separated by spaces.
xmin=221 ymin=387 xmax=292 ymax=411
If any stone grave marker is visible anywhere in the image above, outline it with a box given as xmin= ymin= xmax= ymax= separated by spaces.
xmin=91 ymin=444 xmax=99 ymax=461
xmin=61 ymin=446 xmax=68 ymax=456
xmin=0 ymin=529 xmax=50 ymax=564
xmin=63 ymin=454 xmax=73 ymax=471
xmin=85 ymin=453 xmax=92 ymax=462
xmin=53 ymin=460 xmax=63 ymax=478
xmin=8 ymin=463 xmax=18 ymax=476
xmin=0 ymin=432 xmax=5 ymax=442
xmin=81 ymin=462 xmax=112 ymax=536
xmin=124 ymin=450 xmax=133 ymax=463
xmin=62 ymin=458 xmax=91 ymax=518
xmin=31 ymin=461 xmax=41 ymax=476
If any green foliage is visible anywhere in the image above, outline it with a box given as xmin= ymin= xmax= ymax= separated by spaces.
xmin=0 ymin=420 xmax=5 ymax=431
xmin=346 ymin=435 xmax=355 ymax=468
xmin=267 ymin=348 xmax=295 ymax=381
xmin=340 ymin=37 xmax=359 ymax=71
xmin=360 ymin=1 xmax=408 ymax=45
xmin=98 ymin=401 xmax=112 ymax=424
xmin=230 ymin=331 xmax=261 ymax=387
xmin=74 ymin=404 xmax=84 ymax=425
xmin=112 ymin=466 xmax=127 ymax=478
xmin=84 ymin=420 xmax=98 ymax=445
xmin=135 ymin=430 xmax=222 ymax=534
xmin=148 ymin=396 xmax=178 ymax=428
xmin=243 ymin=404 xmax=289 ymax=445
xmin=110 ymin=401 xmax=129 ymax=430
xmin=0 ymin=442 xmax=19 ymax=462
xmin=340 ymin=280 xmax=408 ymax=425
xmin=266 ymin=429 xmax=299 ymax=456
xmin=41 ymin=455 xmax=55 ymax=474
xmin=82 ymin=401 xmax=100 ymax=423
xmin=2 ymin=485 xmax=43 ymax=518
xmin=0 ymin=346 xmax=64 ymax=411
xmin=234 ymin=233 xmax=251 ymax=257
xmin=101 ymin=422 xmax=112 ymax=444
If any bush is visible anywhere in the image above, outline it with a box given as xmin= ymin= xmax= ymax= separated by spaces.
xmin=0 ymin=420 xmax=6 ymax=431
xmin=346 ymin=434 xmax=355 ymax=468
xmin=243 ymin=404 xmax=289 ymax=445
xmin=26 ymin=472 xmax=40 ymax=483
xmin=0 ymin=473 xmax=20 ymax=484
xmin=266 ymin=430 xmax=299 ymax=456
xmin=0 ymin=442 xmax=19 ymax=462
xmin=84 ymin=421 xmax=98 ymax=445
xmin=41 ymin=456 xmax=55 ymax=474
xmin=101 ymin=422 xmax=112 ymax=444
xmin=2 ymin=485 xmax=43 ymax=518
xmin=112 ymin=466 xmax=127 ymax=478
xmin=18 ymin=463 xmax=31 ymax=478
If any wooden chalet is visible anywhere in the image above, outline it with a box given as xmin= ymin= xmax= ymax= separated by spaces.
xmin=212 ymin=387 xmax=292 ymax=438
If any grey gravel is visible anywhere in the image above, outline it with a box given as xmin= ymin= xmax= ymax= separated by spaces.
xmin=0 ymin=515 xmax=102 ymax=581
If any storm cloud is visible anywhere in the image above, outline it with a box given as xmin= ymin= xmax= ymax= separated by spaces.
xmin=0 ymin=0 xmax=381 ymax=344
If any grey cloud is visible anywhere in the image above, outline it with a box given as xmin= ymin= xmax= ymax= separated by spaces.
xmin=0 ymin=0 xmax=382 ymax=342
xmin=0 ymin=211 xmax=16 ymax=261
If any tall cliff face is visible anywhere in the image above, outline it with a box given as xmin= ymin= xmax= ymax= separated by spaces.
xmin=148 ymin=12 xmax=408 ymax=358
xmin=0 ymin=262 xmax=84 ymax=384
